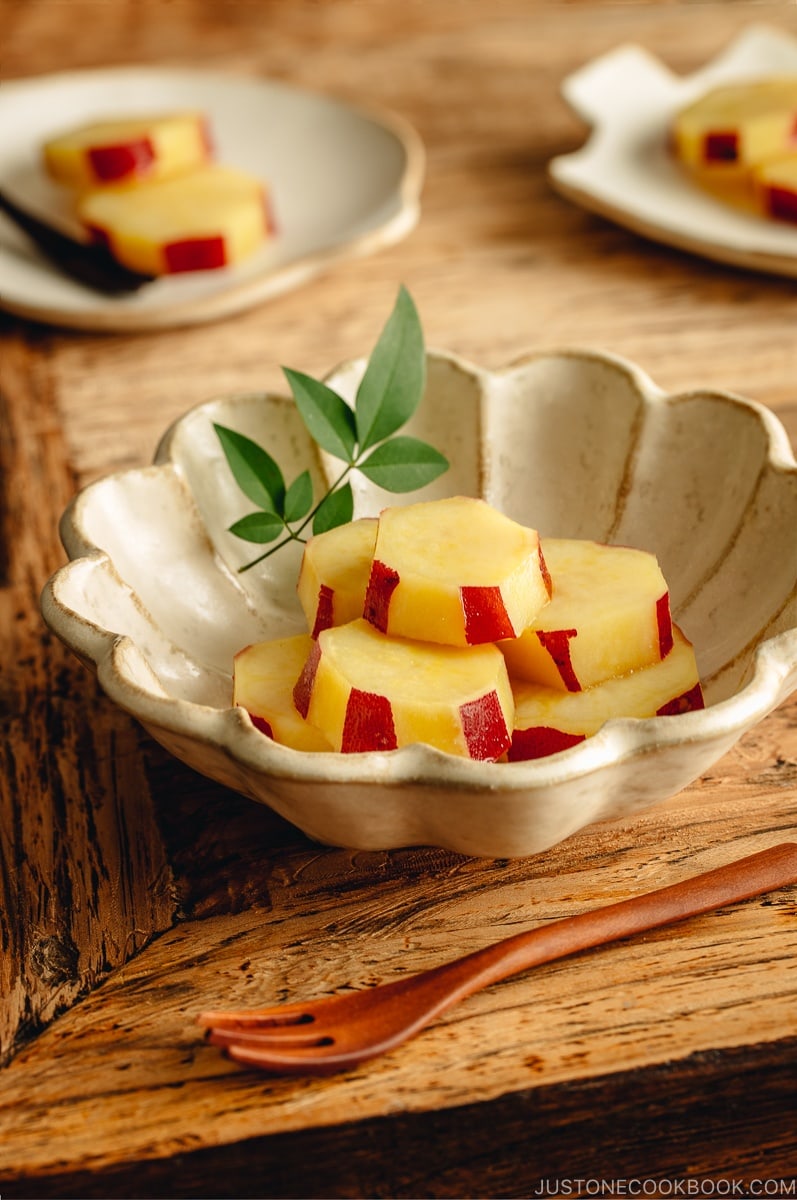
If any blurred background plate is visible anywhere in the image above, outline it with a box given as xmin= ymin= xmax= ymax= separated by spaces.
xmin=548 ymin=24 xmax=797 ymax=277
xmin=0 ymin=65 xmax=424 ymax=330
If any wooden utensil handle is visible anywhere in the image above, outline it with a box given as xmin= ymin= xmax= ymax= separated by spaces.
xmin=442 ymin=842 xmax=797 ymax=999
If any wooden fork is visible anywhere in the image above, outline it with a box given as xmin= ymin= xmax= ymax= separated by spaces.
xmin=198 ymin=842 xmax=797 ymax=1075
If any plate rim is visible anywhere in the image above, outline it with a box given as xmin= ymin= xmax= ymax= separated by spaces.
xmin=0 ymin=64 xmax=425 ymax=331
xmin=548 ymin=23 xmax=797 ymax=278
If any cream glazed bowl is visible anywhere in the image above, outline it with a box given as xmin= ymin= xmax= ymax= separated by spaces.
xmin=41 ymin=349 xmax=797 ymax=859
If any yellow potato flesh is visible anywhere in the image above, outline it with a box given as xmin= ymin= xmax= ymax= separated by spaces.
xmin=297 ymin=518 xmax=377 ymax=637
xmin=500 ymin=539 xmax=670 ymax=691
xmin=233 ymin=634 xmax=331 ymax=752
xmin=43 ymin=112 xmax=211 ymax=188
xmin=303 ymin=619 xmax=514 ymax=759
xmin=673 ymin=77 xmax=797 ymax=182
xmin=78 ymin=165 xmax=269 ymax=275
xmin=510 ymin=626 xmax=702 ymax=747
xmin=365 ymin=496 xmax=550 ymax=647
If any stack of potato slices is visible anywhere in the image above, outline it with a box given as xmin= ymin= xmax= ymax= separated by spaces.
xmin=43 ymin=112 xmax=274 ymax=274
xmin=233 ymin=497 xmax=704 ymax=762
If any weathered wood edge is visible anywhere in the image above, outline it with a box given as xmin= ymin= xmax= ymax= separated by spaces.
xmin=4 ymin=1036 xmax=795 ymax=1199
xmin=0 ymin=322 xmax=178 ymax=1066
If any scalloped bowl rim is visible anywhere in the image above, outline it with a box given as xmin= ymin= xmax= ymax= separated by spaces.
xmin=40 ymin=346 xmax=797 ymax=851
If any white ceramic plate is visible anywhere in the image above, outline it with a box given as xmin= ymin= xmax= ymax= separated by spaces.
xmin=41 ymin=348 xmax=797 ymax=859
xmin=548 ymin=24 xmax=797 ymax=277
xmin=0 ymin=67 xmax=423 ymax=331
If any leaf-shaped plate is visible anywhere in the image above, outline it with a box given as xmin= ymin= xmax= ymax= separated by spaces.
xmin=0 ymin=66 xmax=423 ymax=331
xmin=41 ymin=348 xmax=797 ymax=858
xmin=549 ymin=24 xmax=797 ymax=277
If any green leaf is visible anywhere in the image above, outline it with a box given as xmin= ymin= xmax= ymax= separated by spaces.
xmin=228 ymin=511 xmax=285 ymax=544
xmin=283 ymin=368 xmax=357 ymax=461
xmin=214 ymin=424 xmax=286 ymax=514
xmin=312 ymin=482 xmax=354 ymax=534
xmin=284 ymin=470 xmax=314 ymax=523
xmin=355 ymin=285 xmax=426 ymax=452
xmin=216 ymin=290 xmax=448 ymax=567
xmin=359 ymin=436 xmax=449 ymax=493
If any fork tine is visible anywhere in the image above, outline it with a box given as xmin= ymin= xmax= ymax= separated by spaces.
xmin=222 ymin=1039 xmax=358 ymax=1076
xmin=208 ymin=1025 xmax=332 ymax=1050
xmin=203 ymin=1021 xmax=354 ymax=1076
xmin=197 ymin=1005 xmax=314 ymax=1030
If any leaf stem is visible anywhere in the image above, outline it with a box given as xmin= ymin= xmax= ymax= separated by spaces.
xmin=237 ymin=531 xmax=300 ymax=572
xmin=237 ymin=461 xmax=356 ymax=572
xmin=294 ymin=461 xmax=354 ymax=538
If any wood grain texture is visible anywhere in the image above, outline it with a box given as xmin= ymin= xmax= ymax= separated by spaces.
xmin=1 ymin=0 xmax=797 ymax=1194
xmin=1 ymin=766 xmax=795 ymax=1191
xmin=4 ymin=1041 xmax=797 ymax=1198
xmin=0 ymin=323 xmax=176 ymax=1066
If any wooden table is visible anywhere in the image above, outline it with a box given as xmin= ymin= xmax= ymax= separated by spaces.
xmin=1 ymin=2 xmax=796 ymax=1195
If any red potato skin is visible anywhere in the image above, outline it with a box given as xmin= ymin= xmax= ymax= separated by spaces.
xmin=86 ymin=223 xmax=113 ymax=250
xmin=199 ymin=116 xmax=215 ymax=158
xmin=248 ymin=713 xmax=274 ymax=739
xmin=459 ymin=690 xmax=511 ymax=760
xmin=164 ymin=235 xmax=227 ymax=272
xmin=764 ymin=184 xmax=797 ymax=223
xmin=703 ymin=131 xmax=739 ymax=162
xmin=460 ymin=586 xmax=515 ymax=644
xmin=536 ymin=628 xmax=580 ymax=692
xmin=310 ymin=584 xmax=335 ymax=639
xmin=657 ymin=682 xmax=705 ymax=716
xmin=341 ymin=689 xmax=397 ymax=753
xmin=540 ymin=550 xmax=553 ymax=595
xmin=89 ymin=138 xmax=156 ymax=182
xmin=263 ymin=189 xmax=279 ymax=235
xmin=656 ymin=592 xmax=674 ymax=658
xmin=292 ymin=640 xmax=321 ymax=719
xmin=363 ymin=559 xmax=400 ymax=632
xmin=508 ymin=727 xmax=586 ymax=761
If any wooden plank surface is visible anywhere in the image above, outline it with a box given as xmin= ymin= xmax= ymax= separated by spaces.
xmin=1 ymin=1 xmax=796 ymax=1194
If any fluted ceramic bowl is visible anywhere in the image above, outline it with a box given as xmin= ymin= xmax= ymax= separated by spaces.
xmin=41 ymin=349 xmax=797 ymax=858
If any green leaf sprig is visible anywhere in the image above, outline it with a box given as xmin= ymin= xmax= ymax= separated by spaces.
xmin=215 ymin=286 xmax=449 ymax=572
